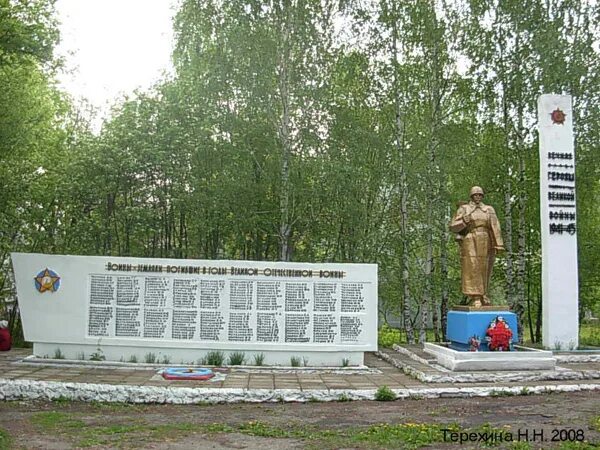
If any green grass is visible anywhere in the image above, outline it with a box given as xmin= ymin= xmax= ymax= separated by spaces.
xmin=30 ymin=410 xmax=466 ymax=449
xmin=591 ymin=415 xmax=600 ymax=433
xmin=0 ymin=428 xmax=12 ymax=450
xmin=31 ymin=411 xmax=85 ymax=430
xmin=558 ymin=443 xmax=599 ymax=450
xmin=353 ymin=423 xmax=454 ymax=449
xmin=30 ymin=411 xmax=598 ymax=450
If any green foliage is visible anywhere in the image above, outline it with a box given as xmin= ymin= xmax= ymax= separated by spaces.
xmin=374 ymin=385 xmax=397 ymax=401
xmin=31 ymin=412 xmax=84 ymax=430
xmin=227 ymin=352 xmax=245 ymax=366
xmin=353 ymin=423 xmax=449 ymax=449
xmin=338 ymin=393 xmax=351 ymax=402
xmin=579 ymin=323 xmax=600 ymax=347
xmin=144 ymin=353 xmax=157 ymax=364
xmin=1 ymin=0 xmax=600 ymax=349
xmin=592 ymin=416 xmax=600 ymax=433
xmin=252 ymin=353 xmax=265 ymax=366
xmin=203 ymin=351 xmax=225 ymax=366
xmin=0 ymin=427 xmax=11 ymax=449
xmin=290 ymin=356 xmax=301 ymax=367
xmin=128 ymin=355 xmax=138 ymax=364
xmin=341 ymin=358 xmax=350 ymax=367
xmin=378 ymin=325 xmax=405 ymax=348
xmin=53 ymin=348 xmax=64 ymax=360
xmin=52 ymin=395 xmax=71 ymax=404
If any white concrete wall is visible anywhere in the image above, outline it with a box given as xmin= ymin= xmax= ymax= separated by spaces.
xmin=12 ymin=253 xmax=378 ymax=365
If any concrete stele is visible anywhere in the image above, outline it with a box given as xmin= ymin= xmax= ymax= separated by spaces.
xmin=538 ymin=94 xmax=579 ymax=350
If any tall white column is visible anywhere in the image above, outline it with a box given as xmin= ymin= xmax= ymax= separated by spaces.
xmin=538 ymin=94 xmax=579 ymax=350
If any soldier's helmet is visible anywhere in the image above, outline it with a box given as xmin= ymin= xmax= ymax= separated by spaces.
xmin=469 ymin=186 xmax=484 ymax=197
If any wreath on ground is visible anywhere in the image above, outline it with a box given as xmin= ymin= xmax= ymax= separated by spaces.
xmin=486 ymin=316 xmax=513 ymax=351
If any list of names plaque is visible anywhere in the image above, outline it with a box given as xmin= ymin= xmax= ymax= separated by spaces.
xmin=285 ymin=282 xmax=311 ymax=312
xmin=115 ymin=307 xmax=141 ymax=337
xmin=285 ymin=314 xmax=310 ymax=342
xmin=90 ymin=275 xmax=114 ymax=305
xmin=256 ymin=281 xmax=283 ymax=310
xmin=115 ymin=276 xmax=141 ymax=306
xmin=171 ymin=310 xmax=197 ymax=340
xmin=200 ymin=280 xmax=224 ymax=309
xmin=230 ymin=281 xmax=253 ymax=310
xmin=143 ymin=309 xmax=170 ymax=339
xmin=228 ymin=312 xmax=253 ymax=341
xmin=314 ymin=283 xmax=338 ymax=312
xmin=256 ymin=313 xmax=280 ymax=342
xmin=313 ymin=314 xmax=337 ymax=343
xmin=340 ymin=316 xmax=363 ymax=342
xmin=144 ymin=277 xmax=170 ymax=308
xmin=88 ymin=306 xmax=113 ymax=336
xmin=86 ymin=271 xmax=374 ymax=348
xmin=341 ymin=283 xmax=365 ymax=313
xmin=199 ymin=310 xmax=225 ymax=340
xmin=172 ymin=279 xmax=198 ymax=309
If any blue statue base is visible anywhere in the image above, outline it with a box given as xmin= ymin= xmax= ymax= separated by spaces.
xmin=447 ymin=310 xmax=518 ymax=351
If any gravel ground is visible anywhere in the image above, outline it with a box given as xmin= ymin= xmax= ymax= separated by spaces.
xmin=0 ymin=390 xmax=598 ymax=449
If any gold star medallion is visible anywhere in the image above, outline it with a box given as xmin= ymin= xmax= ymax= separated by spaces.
xmin=34 ymin=268 xmax=61 ymax=293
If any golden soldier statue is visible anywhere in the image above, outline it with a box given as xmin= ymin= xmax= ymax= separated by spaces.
xmin=449 ymin=186 xmax=504 ymax=308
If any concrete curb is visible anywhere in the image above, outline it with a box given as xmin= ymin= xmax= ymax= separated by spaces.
xmin=0 ymin=378 xmax=598 ymax=404
xmin=379 ymin=348 xmax=600 ymax=383
xmin=17 ymin=356 xmax=381 ymax=375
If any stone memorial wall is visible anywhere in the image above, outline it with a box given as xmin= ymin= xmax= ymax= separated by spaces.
xmin=12 ymin=253 xmax=377 ymax=365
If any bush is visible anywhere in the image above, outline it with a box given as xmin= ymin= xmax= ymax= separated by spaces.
xmin=374 ymin=385 xmax=397 ymax=401
xmin=227 ymin=351 xmax=246 ymax=365
xmin=204 ymin=350 xmax=225 ymax=366
xmin=378 ymin=325 xmax=404 ymax=348
xmin=144 ymin=352 xmax=157 ymax=363
xmin=253 ymin=353 xmax=265 ymax=366
xmin=290 ymin=356 xmax=301 ymax=367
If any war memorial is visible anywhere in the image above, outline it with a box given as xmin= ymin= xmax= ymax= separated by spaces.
xmin=1 ymin=85 xmax=599 ymax=445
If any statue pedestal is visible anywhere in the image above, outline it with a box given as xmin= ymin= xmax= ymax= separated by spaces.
xmin=447 ymin=309 xmax=518 ymax=351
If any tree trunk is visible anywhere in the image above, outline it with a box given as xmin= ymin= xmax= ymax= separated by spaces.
xmin=515 ymin=155 xmax=527 ymax=344
xmin=277 ymin=1 xmax=293 ymax=262
xmin=390 ymin=10 xmax=414 ymax=344
xmin=440 ymin=207 xmax=450 ymax=342
xmin=504 ymin=182 xmax=514 ymax=305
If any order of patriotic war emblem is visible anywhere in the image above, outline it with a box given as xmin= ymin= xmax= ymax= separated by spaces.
xmin=34 ymin=268 xmax=61 ymax=293
xmin=550 ymin=108 xmax=566 ymax=125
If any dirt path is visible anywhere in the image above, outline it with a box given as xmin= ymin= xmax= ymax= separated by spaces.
xmin=0 ymin=391 xmax=598 ymax=449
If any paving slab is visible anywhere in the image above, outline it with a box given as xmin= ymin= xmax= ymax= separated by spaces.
xmin=0 ymin=347 xmax=599 ymax=404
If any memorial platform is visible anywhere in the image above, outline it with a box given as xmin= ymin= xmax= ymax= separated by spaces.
xmin=0 ymin=347 xmax=598 ymax=404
